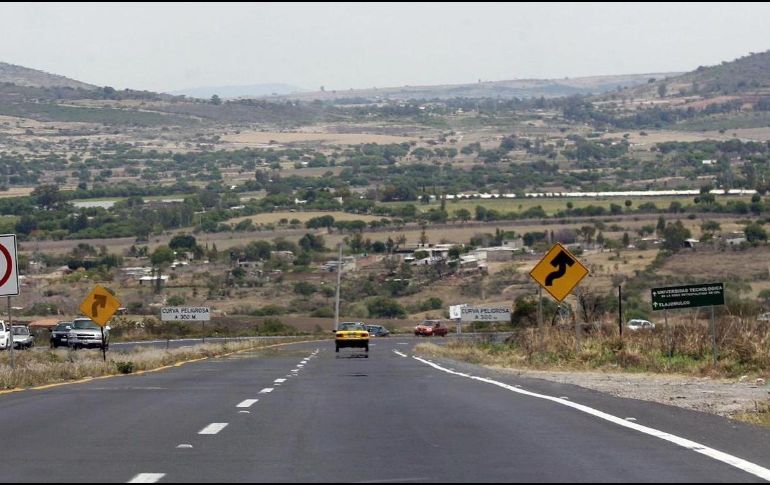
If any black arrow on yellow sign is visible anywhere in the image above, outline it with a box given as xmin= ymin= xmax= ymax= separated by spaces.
xmin=91 ymin=294 xmax=107 ymax=318
xmin=545 ymin=251 xmax=575 ymax=287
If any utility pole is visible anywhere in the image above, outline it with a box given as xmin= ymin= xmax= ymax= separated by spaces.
xmin=334 ymin=243 xmax=343 ymax=332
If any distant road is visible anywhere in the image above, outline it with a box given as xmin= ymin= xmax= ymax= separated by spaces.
xmin=2 ymin=338 xmax=770 ymax=482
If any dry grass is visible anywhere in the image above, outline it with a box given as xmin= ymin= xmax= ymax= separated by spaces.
xmin=415 ymin=319 xmax=770 ymax=378
xmin=0 ymin=339 xmax=307 ymax=390
xmin=221 ymin=130 xmax=415 ymax=146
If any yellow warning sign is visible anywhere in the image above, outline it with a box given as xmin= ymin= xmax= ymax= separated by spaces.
xmin=79 ymin=285 xmax=121 ymax=327
xmin=530 ymin=243 xmax=589 ymax=302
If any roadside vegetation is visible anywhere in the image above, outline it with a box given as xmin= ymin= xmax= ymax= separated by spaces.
xmin=0 ymin=338 xmax=313 ymax=390
xmin=415 ymin=318 xmax=770 ymax=378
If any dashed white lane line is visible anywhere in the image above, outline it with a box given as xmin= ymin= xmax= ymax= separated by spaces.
xmin=291 ymin=369 xmax=300 ymax=373
xmin=237 ymin=399 xmax=259 ymax=408
xmin=393 ymin=350 xmax=408 ymax=358
xmin=274 ymin=378 xmax=287 ymax=384
xmin=128 ymin=473 xmax=166 ymax=483
xmin=198 ymin=423 xmax=228 ymax=435
xmin=259 ymin=388 xmax=274 ymax=394
xmin=412 ymin=356 xmax=770 ymax=482
xmin=176 ymin=444 xmax=193 ymax=449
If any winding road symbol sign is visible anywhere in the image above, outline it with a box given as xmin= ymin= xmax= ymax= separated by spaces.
xmin=530 ymin=243 xmax=589 ymax=302
xmin=79 ymin=285 xmax=120 ymax=327
xmin=0 ymin=234 xmax=20 ymax=297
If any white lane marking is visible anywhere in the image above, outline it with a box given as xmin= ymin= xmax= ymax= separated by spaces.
xmin=176 ymin=444 xmax=193 ymax=449
xmin=291 ymin=369 xmax=300 ymax=373
xmin=297 ymin=364 xmax=305 ymax=367
xmin=626 ymin=418 xmax=638 ymax=422
xmin=198 ymin=423 xmax=228 ymax=435
xmin=412 ymin=356 xmax=770 ymax=482
xmin=128 ymin=473 xmax=166 ymax=483
xmin=274 ymin=378 xmax=287 ymax=384
xmin=393 ymin=350 xmax=408 ymax=358
xmin=397 ymin=343 xmax=409 ymax=345
xmin=237 ymin=399 xmax=259 ymax=408
xmin=239 ymin=410 xmax=251 ymax=414
xmin=259 ymin=388 xmax=274 ymax=394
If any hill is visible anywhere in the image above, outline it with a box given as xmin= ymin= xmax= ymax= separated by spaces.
xmin=170 ymin=83 xmax=304 ymax=99
xmin=0 ymin=62 xmax=96 ymax=90
xmin=260 ymin=73 xmax=679 ymax=102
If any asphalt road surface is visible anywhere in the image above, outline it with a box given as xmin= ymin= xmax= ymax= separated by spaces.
xmin=2 ymin=338 xmax=770 ymax=483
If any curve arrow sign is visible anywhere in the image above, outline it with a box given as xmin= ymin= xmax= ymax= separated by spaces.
xmin=545 ymin=250 xmax=575 ymax=287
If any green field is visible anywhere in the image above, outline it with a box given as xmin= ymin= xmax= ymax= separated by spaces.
xmin=383 ymin=195 xmax=732 ymax=216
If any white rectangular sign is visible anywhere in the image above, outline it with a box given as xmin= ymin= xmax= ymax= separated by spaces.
xmin=461 ymin=307 xmax=511 ymax=322
xmin=161 ymin=307 xmax=211 ymax=321
xmin=0 ymin=234 xmax=20 ymax=297
xmin=449 ymin=304 xmax=468 ymax=320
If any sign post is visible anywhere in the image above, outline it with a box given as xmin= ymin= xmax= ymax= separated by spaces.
xmin=79 ymin=285 xmax=121 ymax=362
xmin=651 ymin=283 xmax=725 ymax=364
xmin=530 ymin=243 xmax=589 ymax=352
xmin=0 ymin=235 xmax=20 ymax=369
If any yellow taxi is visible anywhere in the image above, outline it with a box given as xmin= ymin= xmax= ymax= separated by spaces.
xmin=335 ymin=322 xmax=370 ymax=356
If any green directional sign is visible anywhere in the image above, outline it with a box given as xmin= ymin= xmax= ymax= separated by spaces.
xmin=651 ymin=283 xmax=724 ymax=311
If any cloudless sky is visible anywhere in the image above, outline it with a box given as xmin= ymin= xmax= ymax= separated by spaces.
xmin=1 ymin=2 xmax=770 ymax=92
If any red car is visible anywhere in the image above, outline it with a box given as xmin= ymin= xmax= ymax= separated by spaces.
xmin=414 ymin=320 xmax=449 ymax=337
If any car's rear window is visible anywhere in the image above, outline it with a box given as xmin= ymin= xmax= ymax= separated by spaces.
xmin=339 ymin=323 xmax=365 ymax=331
xmin=55 ymin=323 xmax=71 ymax=331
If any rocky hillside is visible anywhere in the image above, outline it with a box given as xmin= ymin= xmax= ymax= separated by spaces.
xmin=0 ymin=62 xmax=96 ymax=90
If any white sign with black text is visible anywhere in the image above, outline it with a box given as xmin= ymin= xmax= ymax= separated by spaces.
xmin=161 ymin=307 xmax=211 ymax=321
xmin=461 ymin=307 xmax=512 ymax=322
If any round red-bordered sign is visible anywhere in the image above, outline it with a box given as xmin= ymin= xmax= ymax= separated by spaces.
xmin=0 ymin=243 xmax=12 ymax=288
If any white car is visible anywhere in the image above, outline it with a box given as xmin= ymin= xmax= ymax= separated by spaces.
xmin=627 ymin=319 xmax=655 ymax=331
xmin=0 ymin=321 xmax=9 ymax=350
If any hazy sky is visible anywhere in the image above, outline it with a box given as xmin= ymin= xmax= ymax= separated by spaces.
xmin=2 ymin=2 xmax=770 ymax=93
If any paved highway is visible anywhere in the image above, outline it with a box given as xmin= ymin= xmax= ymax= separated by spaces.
xmin=2 ymin=338 xmax=770 ymax=482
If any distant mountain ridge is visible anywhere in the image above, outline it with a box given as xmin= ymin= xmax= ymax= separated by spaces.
xmin=169 ymin=83 xmax=304 ymax=99
xmin=0 ymin=62 xmax=96 ymax=90
xmin=259 ymin=73 xmax=681 ymax=101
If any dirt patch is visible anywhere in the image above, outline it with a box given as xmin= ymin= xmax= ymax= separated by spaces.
xmin=659 ymin=247 xmax=770 ymax=281
xmin=489 ymin=366 xmax=770 ymax=417
xmin=222 ymin=130 xmax=416 ymax=146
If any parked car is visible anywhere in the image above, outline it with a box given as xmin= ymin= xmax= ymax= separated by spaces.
xmin=365 ymin=324 xmax=390 ymax=337
xmin=626 ymin=319 xmax=655 ymax=331
xmin=50 ymin=321 xmax=73 ymax=348
xmin=335 ymin=322 xmax=369 ymax=355
xmin=415 ymin=320 xmax=449 ymax=337
xmin=0 ymin=321 xmax=9 ymax=350
xmin=11 ymin=325 xmax=35 ymax=350
xmin=69 ymin=318 xmax=110 ymax=350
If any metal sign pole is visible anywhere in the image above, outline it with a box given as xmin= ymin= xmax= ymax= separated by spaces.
xmin=664 ymin=309 xmax=671 ymax=358
xmin=7 ymin=297 xmax=13 ymax=370
xmin=710 ymin=305 xmax=718 ymax=365
xmin=101 ymin=326 xmax=107 ymax=362
xmin=618 ymin=285 xmax=623 ymax=339
xmin=537 ymin=286 xmax=543 ymax=329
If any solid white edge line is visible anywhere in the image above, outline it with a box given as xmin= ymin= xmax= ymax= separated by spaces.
xmin=128 ymin=473 xmax=166 ymax=483
xmin=237 ymin=399 xmax=259 ymax=408
xmin=198 ymin=423 xmax=228 ymax=435
xmin=412 ymin=356 xmax=770 ymax=482
xmin=393 ymin=350 xmax=408 ymax=358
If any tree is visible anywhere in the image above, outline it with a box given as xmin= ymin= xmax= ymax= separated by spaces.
xmin=745 ymin=222 xmax=768 ymax=245
xmin=366 ymin=297 xmax=406 ymax=318
xmin=211 ymin=94 xmax=222 ymax=105
xmin=32 ymin=184 xmax=65 ymax=210
xmin=299 ymin=233 xmax=326 ymax=252
xmin=150 ymin=246 xmax=176 ymax=293
xmin=454 ymin=208 xmax=471 ymax=222
xmin=662 ymin=221 xmax=691 ymax=252
xmin=622 ymin=232 xmax=630 ymax=248
xmin=658 ymin=83 xmax=667 ymax=98
xmin=169 ymin=234 xmax=198 ymax=252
